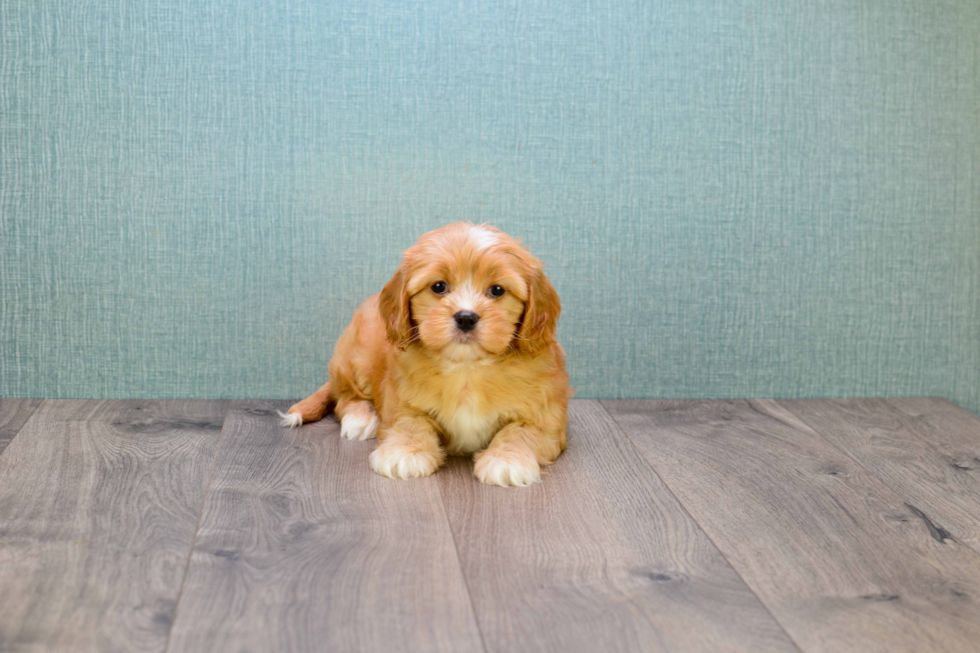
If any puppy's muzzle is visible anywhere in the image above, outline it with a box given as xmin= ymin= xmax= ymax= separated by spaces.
xmin=454 ymin=310 xmax=480 ymax=333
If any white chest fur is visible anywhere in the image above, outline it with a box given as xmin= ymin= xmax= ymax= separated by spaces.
xmin=404 ymin=356 xmax=504 ymax=455
xmin=439 ymin=402 xmax=499 ymax=455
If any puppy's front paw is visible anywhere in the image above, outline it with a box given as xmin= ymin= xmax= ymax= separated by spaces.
xmin=473 ymin=445 xmax=541 ymax=487
xmin=369 ymin=438 xmax=443 ymax=479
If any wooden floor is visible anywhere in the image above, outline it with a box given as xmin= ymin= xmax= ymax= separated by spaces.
xmin=1 ymin=398 xmax=979 ymax=652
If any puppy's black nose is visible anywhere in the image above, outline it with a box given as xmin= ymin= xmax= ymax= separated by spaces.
xmin=454 ymin=310 xmax=480 ymax=332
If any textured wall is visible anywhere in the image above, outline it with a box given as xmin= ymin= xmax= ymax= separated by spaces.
xmin=2 ymin=1 xmax=979 ymax=411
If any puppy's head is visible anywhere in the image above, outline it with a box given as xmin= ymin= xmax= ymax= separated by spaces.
xmin=379 ymin=223 xmax=560 ymax=361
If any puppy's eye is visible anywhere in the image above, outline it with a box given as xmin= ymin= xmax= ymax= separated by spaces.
xmin=488 ymin=285 xmax=505 ymax=298
xmin=431 ymin=281 xmax=448 ymax=295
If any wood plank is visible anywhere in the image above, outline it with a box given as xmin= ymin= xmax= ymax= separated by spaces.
xmin=781 ymin=398 xmax=980 ymax=550
xmin=602 ymin=399 xmax=980 ymax=653
xmin=0 ymin=399 xmax=228 ymax=653
xmin=438 ymin=400 xmax=799 ymax=653
xmin=0 ymin=398 xmax=42 ymax=455
xmin=166 ymin=400 xmax=485 ymax=653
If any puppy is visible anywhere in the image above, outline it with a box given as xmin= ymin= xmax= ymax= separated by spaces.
xmin=280 ymin=223 xmax=570 ymax=487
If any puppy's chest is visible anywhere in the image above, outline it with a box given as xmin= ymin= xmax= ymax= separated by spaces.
xmin=414 ymin=371 xmax=501 ymax=454
xmin=438 ymin=401 xmax=499 ymax=454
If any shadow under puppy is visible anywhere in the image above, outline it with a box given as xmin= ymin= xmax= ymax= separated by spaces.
xmin=280 ymin=223 xmax=571 ymax=487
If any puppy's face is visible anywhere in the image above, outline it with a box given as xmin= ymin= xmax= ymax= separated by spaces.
xmin=380 ymin=224 xmax=560 ymax=361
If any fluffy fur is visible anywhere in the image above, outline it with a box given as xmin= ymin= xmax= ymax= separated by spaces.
xmin=281 ymin=223 xmax=570 ymax=487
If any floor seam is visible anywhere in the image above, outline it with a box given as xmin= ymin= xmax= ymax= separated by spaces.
xmin=0 ymin=399 xmax=44 ymax=459
xmin=436 ymin=470 xmax=492 ymax=653
xmin=162 ymin=399 xmax=233 ymax=653
xmin=595 ymin=399 xmax=808 ymax=653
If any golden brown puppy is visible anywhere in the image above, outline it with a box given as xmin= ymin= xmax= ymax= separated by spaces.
xmin=280 ymin=223 xmax=570 ymax=486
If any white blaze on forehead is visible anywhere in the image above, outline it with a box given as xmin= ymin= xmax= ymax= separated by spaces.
xmin=468 ymin=225 xmax=499 ymax=251
xmin=453 ymin=280 xmax=483 ymax=312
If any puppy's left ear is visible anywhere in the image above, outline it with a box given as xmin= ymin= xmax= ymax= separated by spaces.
xmin=515 ymin=260 xmax=561 ymax=354
xmin=379 ymin=265 xmax=413 ymax=348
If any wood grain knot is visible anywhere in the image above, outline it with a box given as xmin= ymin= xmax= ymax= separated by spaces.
xmin=859 ymin=594 xmax=899 ymax=602
xmin=112 ymin=419 xmax=223 ymax=434
xmin=632 ymin=568 xmax=688 ymax=583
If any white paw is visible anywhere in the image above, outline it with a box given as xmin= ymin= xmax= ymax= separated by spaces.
xmin=340 ymin=410 xmax=379 ymax=441
xmin=474 ymin=446 xmax=541 ymax=487
xmin=369 ymin=439 xmax=442 ymax=479
xmin=277 ymin=411 xmax=303 ymax=429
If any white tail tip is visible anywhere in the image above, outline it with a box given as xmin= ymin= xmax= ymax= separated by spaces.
xmin=277 ymin=410 xmax=303 ymax=429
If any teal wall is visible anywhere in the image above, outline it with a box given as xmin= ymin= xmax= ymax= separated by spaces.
xmin=2 ymin=1 xmax=979 ymax=412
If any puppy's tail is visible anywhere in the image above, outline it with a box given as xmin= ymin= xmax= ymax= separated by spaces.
xmin=278 ymin=381 xmax=335 ymax=429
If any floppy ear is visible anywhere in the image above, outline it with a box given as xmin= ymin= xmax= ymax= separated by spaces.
xmin=515 ymin=262 xmax=561 ymax=354
xmin=378 ymin=265 xmax=413 ymax=347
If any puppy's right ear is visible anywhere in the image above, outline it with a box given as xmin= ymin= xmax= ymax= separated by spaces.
xmin=379 ymin=265 xmax=412 ymax=347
